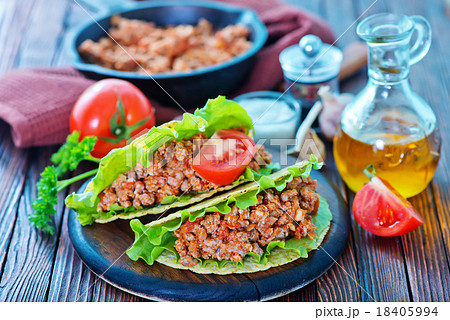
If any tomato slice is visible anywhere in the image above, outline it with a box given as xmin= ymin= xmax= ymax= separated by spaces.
xmin=352 ymin=172 xmax=424 ymax=237
xmin=193 ymin=129 xmax=256 ymax=185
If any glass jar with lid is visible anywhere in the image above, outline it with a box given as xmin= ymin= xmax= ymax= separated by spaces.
xmin=333 ymin=13 xmax=441 ymax=198
xmin=279 ymin=34 xmax=343 ymax=114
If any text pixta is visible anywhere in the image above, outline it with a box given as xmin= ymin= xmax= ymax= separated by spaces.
xmin=316 ymin=307 xmax=360 ymax=319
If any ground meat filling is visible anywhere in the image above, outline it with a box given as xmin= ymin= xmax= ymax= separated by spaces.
xmin=97 ymin=133 xmax=272 ymax=212
xmin=78 ymin=16 xmax=252 ymax=73
xmin=173 ymin=176 xmax=319 ymax=267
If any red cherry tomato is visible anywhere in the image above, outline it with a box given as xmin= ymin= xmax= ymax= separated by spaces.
xmin=70 ymin=79 xmax=155 ymax=158
xmin=352 ymin=168 xmax=424 ymax=237
xmin=193 ymin=129 xmax=256 ymax=185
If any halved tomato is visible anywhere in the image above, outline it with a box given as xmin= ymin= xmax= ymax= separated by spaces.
xmin=352 ymin=166 xmax=424 ymax=237
xmin=193 ymin=129 xmax=256 ymax=186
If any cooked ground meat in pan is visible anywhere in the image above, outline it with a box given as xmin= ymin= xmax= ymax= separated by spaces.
xmin=97 ymin=133 xmax=272 ymax=212
xmin=173 ymin=176 xmax=319 ymax=267
xmin=78 ymin=16 xmax=252 ymax=73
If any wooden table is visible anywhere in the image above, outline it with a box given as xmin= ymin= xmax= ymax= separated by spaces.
xmin=0 ymin=0 xmax=448 ymax=302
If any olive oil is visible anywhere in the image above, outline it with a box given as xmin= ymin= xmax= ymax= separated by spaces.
xmin=333 ymin=13 xmax=441 ymax=198
xmin=333 ymin=126 xmax=440 ymax=198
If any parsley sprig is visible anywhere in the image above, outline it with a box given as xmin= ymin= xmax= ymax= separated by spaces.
xmin=29 ymin=132 xmax=100 ymax=235
xmin=51 ymin=131 xmax=99 ymax=177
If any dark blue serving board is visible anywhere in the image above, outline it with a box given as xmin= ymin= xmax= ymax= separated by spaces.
xmin=68 ymin=154 xmax=350 ymax=301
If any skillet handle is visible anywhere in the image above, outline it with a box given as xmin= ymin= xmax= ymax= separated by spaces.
xmin=75 ymin=0 xmax=136 ymax=17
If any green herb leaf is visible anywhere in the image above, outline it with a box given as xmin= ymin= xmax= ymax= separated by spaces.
xmin=29 ymin=166 xmax=59 ymax=235
xmin=50 ymin=131 xmax=98 ymax=177
xmin=159 ymin=195 xmax=179 ymax=205
xmin=30 ymin=130 xmax=99 ymax=234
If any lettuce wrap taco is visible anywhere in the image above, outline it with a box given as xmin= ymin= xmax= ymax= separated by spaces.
xmin=126 ymin=157 xmax=332 ymax=274
xmin=65 ymin=96 xmax=276 ymax=225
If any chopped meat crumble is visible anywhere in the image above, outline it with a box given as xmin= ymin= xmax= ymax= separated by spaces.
xmin=78 ymin=16 xmax=252 ymax=73
xmin=97 ymin=133 xmax=272 ymax=212
xmin=173 ymin=176 xmax=319 ymax=267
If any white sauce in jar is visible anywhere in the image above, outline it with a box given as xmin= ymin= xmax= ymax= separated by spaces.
xmin=238 ymin=98 xmax=300 ymax=149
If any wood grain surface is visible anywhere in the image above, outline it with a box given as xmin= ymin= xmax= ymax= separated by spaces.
xmin=0 ymin=0 xmax=449 ymax=301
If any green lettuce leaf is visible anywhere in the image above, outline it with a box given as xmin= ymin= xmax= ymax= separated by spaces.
xmin=194 ymin=95 xmax=254 ymax=137
xmin=126 ymin=157 xmax=328 ymax=267
xmin=233 ymin=162 xmax=281 ymax=186
xmin=65 ymin=96 xmax=263 ymax=225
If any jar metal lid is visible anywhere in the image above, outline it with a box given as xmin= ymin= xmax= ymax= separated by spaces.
xmin=279 ymin=35 xmax=343 ymax=83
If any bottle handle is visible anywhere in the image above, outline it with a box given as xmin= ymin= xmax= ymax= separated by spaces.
xmin=409 ymin=15 xmax=432 ymax=65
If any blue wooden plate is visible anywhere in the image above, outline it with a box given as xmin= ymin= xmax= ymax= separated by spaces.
xmin=68 ymin=153 xmax=350 ymax=301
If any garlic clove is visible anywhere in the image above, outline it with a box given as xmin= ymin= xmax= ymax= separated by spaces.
xmin=318 ymin=86 xmax=354 ymax=140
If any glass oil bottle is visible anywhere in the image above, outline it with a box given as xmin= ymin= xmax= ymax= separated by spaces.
xmin=333 ymin=13 xmax=441 ymax=198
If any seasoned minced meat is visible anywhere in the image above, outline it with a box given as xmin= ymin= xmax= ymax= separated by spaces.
xmin=173 ymin=176 xmax=319 ymax=267
xmin=78 ymin=16 xmax=252 ymax=73
xmin=97 ymin=133 xmax=272 ymax=211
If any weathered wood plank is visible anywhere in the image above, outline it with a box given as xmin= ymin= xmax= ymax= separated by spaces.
xmin=0 ymin=123 xmax=29 ymax=282
xmin=0 ymin=146 xmax=65 ymax=301
xmin=431 ymin=182 xmax=450 ymax=269
xmin=91 ymin=279 xmax=147 ymax=302
xmin=416 ymin=0 xmax=450 ymax=270
xmin=43 ymin=0 xmax=149 ymax=301
xmin=423 ymin=1 xmax=450 ymax=272
xmin=47 ymin=173 xmax=97 ymax=302
xmin=0 ymin=0 xmax=36 ymax=75
xmin=386 ymin=0 xmax=450 ymax=301
xmin=402 ymin=188 xmax=450 ymax=301
xmin=52 ymin=0 xmax=91 ymax=66
xmin=0 ymin=0 xmax=76 ymax=301
xmin=0 ymin=0 xmax=35 ymax=290
xmin=349 ymin=192 xmax=410 ymax=301
xmin=16 ymin=0 xmax=69 ymax=68
xmin=316 ymin=233 xmax=360 ymax=302
xmin=41 ymin=0 xmax=104 ymax=302
xmin=47 ymin=164 xmax=146 ymax=302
